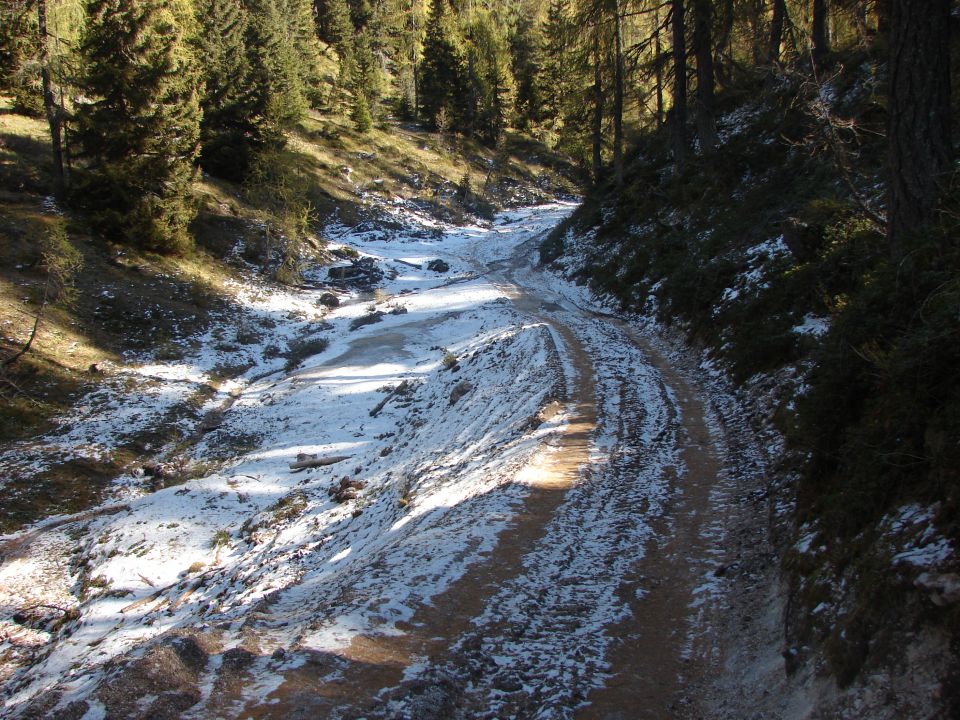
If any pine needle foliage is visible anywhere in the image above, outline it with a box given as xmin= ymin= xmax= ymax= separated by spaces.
xmin=194 ymin=0 xmax=260 ymax=180
xmin=73 ymin=0 xmax=201 ymax=254
xmin=418 ymin=0 xmax=466 ymax=129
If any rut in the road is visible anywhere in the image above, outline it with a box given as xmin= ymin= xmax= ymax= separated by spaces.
xmin=360 ymin=312 xmax=696 ymax=720
xmin=178 ymin=214 xmax=732 ymax=720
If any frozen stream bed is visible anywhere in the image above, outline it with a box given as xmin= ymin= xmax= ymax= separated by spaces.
xmin=0 ymin=203 xmax=771 ymax=719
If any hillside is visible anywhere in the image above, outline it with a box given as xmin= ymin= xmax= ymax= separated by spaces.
xmin=0 ymin=96 xmax=580 ymax=532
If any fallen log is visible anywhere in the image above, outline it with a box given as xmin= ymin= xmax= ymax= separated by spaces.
xmin=288 ymin=454 xmax=352 ymax=471
xmin=369 ymin=380 xmax=411 ymax=417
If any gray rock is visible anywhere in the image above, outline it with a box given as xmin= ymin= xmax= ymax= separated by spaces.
xmin=449 ymin=380 xmax=473 ymax=405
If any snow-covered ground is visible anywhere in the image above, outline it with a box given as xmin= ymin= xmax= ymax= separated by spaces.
xmin=0 ymin=201 xmax=762 ymax=719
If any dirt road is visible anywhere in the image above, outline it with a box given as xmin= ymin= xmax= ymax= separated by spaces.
xmin=212 ymin=226 xmax=740 ymax=718
xmin=2 ymin=206 xmax=766 ymax=719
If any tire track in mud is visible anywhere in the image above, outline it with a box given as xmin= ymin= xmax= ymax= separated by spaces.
xmin=351 ymin=250 xmax=730 ymax=719
xmin=281 ymin=239 xmax=723 ymax=718
xmin=361 ymin=310 xmax=694 ymax=719
xmin=190 ymin=220 xmax=730 ymax=719
xmin=183 ymin=237 xmax=602 ymax=719
xmin=312 ymin=238 xmax=726 ymax=719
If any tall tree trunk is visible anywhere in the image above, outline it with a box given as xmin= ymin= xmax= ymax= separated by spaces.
xmin=37 ymin=0 xmax=65 ymax=198
xmin=812 ymin=0 xmax=828 ymax=66
xmin=613 ymin=0 xmax=624 ymax=186
xmin=592 ymin=30 xmax=603 ymax=183
xmin=875 ymin=0 xmax=891 ymax=36
xmin=671 ymin=0 xmax=687 ymax=170
xmin=655 ymin=4 xmax=664 ymax=127
xmin=411 ymin=0 xmax=420 ymax=117
xmin=887 ymin=0 xmax=952 ymax=255
xmin=714 ymin=0 xmax=734 ymax=87
xmin=693 ymin=0 xmax=717 ymax=154
xmin=768 ymin=0 xmax=786 ymax=63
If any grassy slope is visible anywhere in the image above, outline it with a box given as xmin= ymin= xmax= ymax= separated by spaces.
xmin=0 ymin=95 xmax=581 ymax=530
xmin=546 ymin=53 xmax=959 ymax=707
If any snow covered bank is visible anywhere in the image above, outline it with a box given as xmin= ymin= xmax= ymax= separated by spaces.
xmin=1 ymin=203 xmax=588 ymax=715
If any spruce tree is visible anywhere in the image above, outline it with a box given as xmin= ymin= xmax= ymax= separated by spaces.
xmin=540 ymin=0 xmax=576 ymax=145
xmin=244 ymin=0 xmax=308 ymax=131
xmin=73 ymin=0 xmax=201 ymax=254
xmin=887 ymin=0 xmax=952 ymax=252
xmin=466 ymin=9 xmax=515 ymax=144
xmin=350 ymin=28 xmax=380 ymax=132
xmin=315 ymin=0 xmax=354 ymax=58
xmin=510 ymin=12 xmax=544 ymax=131
xmin=394 ymin=0 xmax=425 ymax=118
xmin=419 ymin=0 xmax=465 ymax=130
xmin=279 ymin=0 xmax=325 ymax=107
xmin=1 ymin=4 xmax=44 ymax=116
xmin=195 ymin=0 xmax=260 ymax=180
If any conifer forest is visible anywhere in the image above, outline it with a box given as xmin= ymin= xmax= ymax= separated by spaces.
xmin=0 ymin=0 xmax=958 ymax=718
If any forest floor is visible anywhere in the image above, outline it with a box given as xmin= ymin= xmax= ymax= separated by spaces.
xmin=0 ymin=200 xmax=784 ymax=719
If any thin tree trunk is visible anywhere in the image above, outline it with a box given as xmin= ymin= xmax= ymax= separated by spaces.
xmin=887 ymin=0 xmax=952 ymax=255
xmin=592 ymin=30 xmax=603 ymax=183
xmin=693 ymin=0 xmax=717 ymax=154
xmin=411 ymin=0 xmax=420 ymax=117
xmin=671 ymin=0 xmax=687 ymax=170
xmin=768 ymin=0 xmax=786 ymax=63
xmin=37 ymin=0 xmax=65 ymax=198
xmin=613 ymin=0 xmax=624 ymax=185
xmin=812 ymin=0 xmax=828 ymax=66
xmin=875 ymin=0 xmax=891 ymax=36
xmin=3 ymin=276 xmax=50 ymax=368
xmin=655 ymin=4 xmax=664 ymax=127
xmin=714 ymin=0 xmax=734 ymax=87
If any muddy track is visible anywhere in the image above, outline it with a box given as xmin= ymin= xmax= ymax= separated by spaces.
xmin=35 ymin=217 xmax=739 ymax=720
xmin=216 ymin=239 xmax=732 ymax=718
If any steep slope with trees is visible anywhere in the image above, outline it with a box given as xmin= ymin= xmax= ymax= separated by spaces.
xmin=544 ymin=0 xmax=959 ymax=714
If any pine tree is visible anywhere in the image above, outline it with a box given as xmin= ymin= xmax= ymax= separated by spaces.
xmin=1 ymin=3 xmax=44 ymax=116
xmin=244 ymin=0 xmax=309 ymax=130
xmin=194 ymin=0 xmax=260 ymax=180
xmin=671 ymin=0 xmax=687 ymax=170
xmin=393 ymin=0 xmax=425 ymax=118
xmin=692 ymin=0 xmax=717 ymax=153
xmin=350 ymin=28 xmax=380 ymax=131
xmin=887 ymin=0 xmax=952 ymax=252
xmin=315 ymin=0 xmax=353 ymax=55
xmin=73 ymin=0 xmax=201 ymax=254
xmin=279 ymin=0 xmax=325 ymax=107
xmin=466 ymin=9 xmax=515 ymax=144
xmin=540 ymin=0 xmax=576 ymax=144
xmin=419 ymin=0 xmax=465 ymax=130
xmin=510 ymin=11 xmax=544 ymax=130
xmin=812 ymin=0 xmax=829 ymax=66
